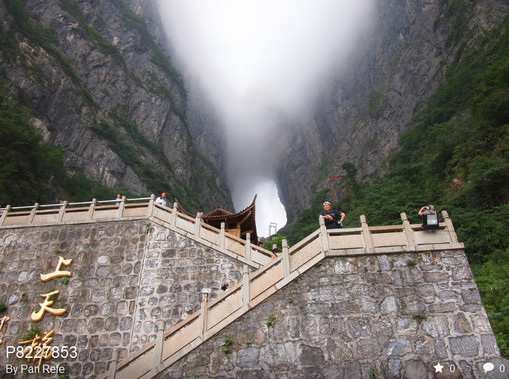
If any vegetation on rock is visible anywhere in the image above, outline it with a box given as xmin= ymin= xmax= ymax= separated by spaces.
xmin=284 ymin=13 xmax=509 ymax=356
xmin=0 ymin=0 xmax=228 ymax=210
xmin=0 ymin=78 xmax=119 ymax=205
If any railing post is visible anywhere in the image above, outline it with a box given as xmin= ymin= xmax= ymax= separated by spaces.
xmin=150 ymin=321 xmax=164 ymax=374
xmin=242 ymin=264 xmax=250 ymax=306
xmin=220 ymin=222 xmax=226 ymax=251
xmin=401 ymin=212 xmax=416 ymax=250
xmin=195 ymin=212 xmax=201 ymax=238
xmin=360 ymin=215 xmax=374 ymax=253
xmin=442 ymin=210 xmax=459 ymax=244
xmin=199 ymin=289 xmax=210 ymax=339
xmin=28 ymin=203 xmax=39 ymax=224
xmin=107 ymin=349 xmax=118 ymax=379
xmin=118 ymin=196 xmax=126 ymax=218
xmin=58 ymin=201 xmax=67 ymax=222
xmin=245 ymin=233 xmax=251 ymax=261
xmin=0 ymin=205 xmax=11 ymax=226
xmin=147 ymin=194 xmax=155 ymax=217
xmin=88 ymin=199 xmax=96 ymax=220
xmin=282 ymin=239 xmax=291 ymax=277
xmin=171 ymin=201 xmax=178 ymax=226
xmin=319 ymin=217 xmax=330 ymax=252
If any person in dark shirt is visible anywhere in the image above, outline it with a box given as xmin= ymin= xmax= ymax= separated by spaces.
xmin=319 ymin=201 xmax=345 ymax=229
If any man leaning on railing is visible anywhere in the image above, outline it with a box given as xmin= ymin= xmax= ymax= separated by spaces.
xmin=319 ymin=201 xmax=345 ymax=229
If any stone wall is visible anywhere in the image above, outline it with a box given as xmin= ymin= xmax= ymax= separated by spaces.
xmin=0 ymin=220 xmax=247 ymax=377
xmin=158 ymin=250 xmax=505 ymax=379
xmin=132 ymin=222 xmax=245 ymax=350
xmin=0 ymin=220 xmax=505 ymax=378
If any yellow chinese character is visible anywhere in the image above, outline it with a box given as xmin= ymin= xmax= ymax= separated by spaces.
xmin=40 ymin=330 xmax=54 ymax=362
xmin=0 ymin=315 xmax=9 ymax=344
xmin=0 ymin=315 xmax=9 ymax=331
xmin=31 ymin=291 xmax=66 ymax=322
xmin=40 ymin=256 xmax=72 ymax=282
xmin=19 ymin=330 xmax=54 ymax=367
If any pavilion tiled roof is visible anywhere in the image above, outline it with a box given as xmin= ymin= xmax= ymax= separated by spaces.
xmin=175 ymin=195 xmax=258 ymax=243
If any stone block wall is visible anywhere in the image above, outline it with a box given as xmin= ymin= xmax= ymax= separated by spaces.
xmin=132 ymin=222 xmax=245 ymax=351
xmin=158 ymin=250 xmax=506 ymax=379
xmin=0 ymin=219 xmax=247 ymax=377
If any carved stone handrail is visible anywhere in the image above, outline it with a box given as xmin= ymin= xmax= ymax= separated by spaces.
xmin=1 ymin=199 xmax=464 ymax=379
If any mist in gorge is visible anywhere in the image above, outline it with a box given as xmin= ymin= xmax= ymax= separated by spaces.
xmin=156 ymin=0 xmax=375 ymax=236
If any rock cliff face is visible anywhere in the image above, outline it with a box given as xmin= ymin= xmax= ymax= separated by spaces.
xmin=2 ymin=0 xmax=508 ymax=224
xmin=0 ymin=0 xmax=232 ymax=211
xmin=276 ymin=0 xmax=509 ymax=223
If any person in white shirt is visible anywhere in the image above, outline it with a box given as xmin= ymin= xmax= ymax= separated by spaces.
xmin=155 ymin=192 xmax=167 ymax=207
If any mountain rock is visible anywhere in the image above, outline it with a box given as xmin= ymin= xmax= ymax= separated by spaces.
xmin=0 ymin=0 xmax=232 ymax=211
xmin=2 ymin=0 xmax=508 ymax=224
xmin=277 ymin=0 xmax=509 ymax=223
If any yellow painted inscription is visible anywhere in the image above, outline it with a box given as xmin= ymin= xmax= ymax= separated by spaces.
xmin=31 ymin=291 xmax=66 ymax=322
xmin=40 ymin=256 xmax=73 ymax=282
xmin=0 ymin=315 xmax=10 ymax=344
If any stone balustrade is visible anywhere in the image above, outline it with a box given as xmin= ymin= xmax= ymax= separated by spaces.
xmin=104 ymin=211 xmax=464 ymax=378
xmin=0 ymin=196 xmax=272 ymax=269
xmin=0 ymin=199 xmax=467 ymax=378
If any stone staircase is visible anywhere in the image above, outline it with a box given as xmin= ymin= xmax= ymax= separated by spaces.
xmin=0 ymin=198 xmax=465 ymax=378
xmin=101 ymin=211 xmax=463 ymax=378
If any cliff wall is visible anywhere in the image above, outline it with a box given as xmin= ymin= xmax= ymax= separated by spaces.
xmin=277 ymin=0 xmax=509 ymax=222
xmin=0 ymin=0 xmax=232 ymax=211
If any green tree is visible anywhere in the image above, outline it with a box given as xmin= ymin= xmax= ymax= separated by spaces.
xmin=0 ymin=81 xmax=63 ymax=205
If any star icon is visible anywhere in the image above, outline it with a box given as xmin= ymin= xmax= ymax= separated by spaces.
xmin=434 ymin=362 xmax=444 ymax=373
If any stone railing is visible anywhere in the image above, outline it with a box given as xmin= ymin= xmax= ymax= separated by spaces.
xmin=0 ymin=196 xmax=152 ymax=226
xmin=0 ymin=196 xmax=272 ymax=269
xmin=324 ymin=211 xmax=462 ymax=254
xmin=104 ymin=210 xmax=464 ymax=378
xmin=149 ymin=202 xmax=271 ymax=268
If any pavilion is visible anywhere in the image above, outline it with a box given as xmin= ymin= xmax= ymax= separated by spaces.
xmin=176 ymin=195 xmax=258 ymax=243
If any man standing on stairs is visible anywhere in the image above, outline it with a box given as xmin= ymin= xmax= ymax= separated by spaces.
xmin=319 ymin=201 xmax=345 ymax=229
